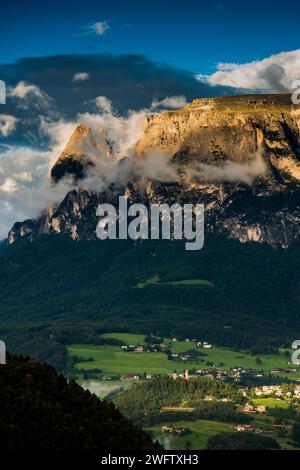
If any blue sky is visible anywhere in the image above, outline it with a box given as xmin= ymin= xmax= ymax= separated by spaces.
xmin=1 ymin=0 xmax=299 ymax=73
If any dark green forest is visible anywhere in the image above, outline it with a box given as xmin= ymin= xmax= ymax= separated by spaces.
xmin=0 ymin=355 xmax=160 ymax=451
xmin=206 ymin=432 xmax=280 ymax=450
xmin=0 ymin=233 xmax=300 ymax=368
xmin=113 ymin=376 xmax=249 ymax=426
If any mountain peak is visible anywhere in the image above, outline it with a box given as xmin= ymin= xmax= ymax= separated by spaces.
xmin=51 ymin=124 xmax=113 ymax=182
xmin=8 ymin=94 xmax=300 ymax=248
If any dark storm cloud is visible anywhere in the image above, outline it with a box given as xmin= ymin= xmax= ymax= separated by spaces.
xmin=257 ymin=63 xmax=289 ymax=93
xmin=0 ymin=53 xmax=235 ymax=118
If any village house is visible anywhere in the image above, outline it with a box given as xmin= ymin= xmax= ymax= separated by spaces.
xmin=120 ymin=374 xmax=140 ymax=381
xmin=243 ymin=404 xmax=255 ymax=413
xmin=204 ymin=395 xmax=214 ymax=401
xmin=256 ymin=405 xmax=266 ymax=413
xmin=233 ymin=424 xmax=262 ymax=433
xmin=235 ymin=424 xmax=254 ymax=432
xmin=294 ymin=385 xmax=300 ymax=398
xmin=254 ymin=385 xmax=285 ymax=397
xmin=161 ymin=426 xmax=187 ymax=435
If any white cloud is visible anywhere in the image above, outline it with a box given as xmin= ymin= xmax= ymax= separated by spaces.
xmin=197 ymin=49 xmax=300 ymax=92
xmin=79 ymin=96 xmax=157 ymax=158
xmin=8 ymin=81 xmax=52 ymax=110
xmin=0 ymin=177 xmax=18 ymax=193
xmin=89 ymin=21 xmax=109 ymax=35
xmin=9 ymin=81 xmax=45 ymax=99
xmin=0 ymin=144 xmax=73 ymax=238
xmin=73 ymin=72 xmax=90 ymax=82
xmin=94 ymin=96 xmax=113 ymax=114
xmin=0 ymin=114 xmax=18 ymax=136
xmin=151 ymin=96 xmax=187 ymax=110
xmin=191 ymin=150 xmax=267 ymax=185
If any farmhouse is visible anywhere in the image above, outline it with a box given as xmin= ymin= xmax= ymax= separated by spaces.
xmin=243 ymin=404 xmax=255 ymax=413
xmin=256 ymin=405 xmax=266 ymax=413
xmin=161 ymin=426 xmax=187 ymax=435
xmin=120 ymin=374 xmax=140 ymax=381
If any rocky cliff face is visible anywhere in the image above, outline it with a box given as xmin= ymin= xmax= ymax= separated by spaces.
xmin=51 ymin=123 xmax=113 ymax=182
xmin=8 ymin=94 xmax=300 ymax=248
xmin=136 ymin=94 xmax=300 ymax=178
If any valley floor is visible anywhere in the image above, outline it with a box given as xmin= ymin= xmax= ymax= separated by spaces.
xmin=68 ymin=332 xmax=300 ymax=451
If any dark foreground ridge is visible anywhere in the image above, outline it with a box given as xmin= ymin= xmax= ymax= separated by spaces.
xmin=0 ymin=355 xmax=161 ymax=451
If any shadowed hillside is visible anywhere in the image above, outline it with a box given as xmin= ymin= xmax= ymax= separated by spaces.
xmin=0 ymin=355 xmax=161 ymax=451
xmin=1 ymin=233 xmax=300 ymax=369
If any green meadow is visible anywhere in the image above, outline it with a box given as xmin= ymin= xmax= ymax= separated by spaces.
xmin=101 ymin=332 xmax=147 ymax=346
xmin=135 ymin=275 xmax=213 ymax=289
xmin=68 ymin=332 xmax=300 ymax=379
xmin=68 ymin=333 xmax=300 ymax=450
xmin=69 ymin=344 xmax=187 ymax=376
xmin=252 ymin=398 xmax=290 ymax=409
xmin=146 ymin=420 xmax=232 ymax=450
xmin=147 ymin=417 xmax=295 ymax=450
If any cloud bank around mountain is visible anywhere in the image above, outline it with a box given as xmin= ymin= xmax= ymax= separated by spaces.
xmin=0 ymin=49 xmax=298 ymax=238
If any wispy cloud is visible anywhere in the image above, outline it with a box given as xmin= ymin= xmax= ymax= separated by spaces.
xmin=86 ymin=21 xmax=110 ymax=36
xmin=9 ymin=81 xmax=45 ymax=100
xmin=8 ymin=81 xmax=53 ymax=110
xmin=0 ymin=115 xmax=18 ymax=137
xmin=151 ymin=95 xmax=187 ymax=110
xmin=73 ymin=72 xmax=90 ymax=82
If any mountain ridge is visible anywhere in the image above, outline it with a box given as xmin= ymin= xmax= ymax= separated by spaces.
xmin=8 ymin=93 xmax=300 ymax=248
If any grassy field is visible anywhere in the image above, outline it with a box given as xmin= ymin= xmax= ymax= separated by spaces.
xmin=69 ymin=332 xmax=299 ymax=450
xmin=69 ymin=344 xmax=188 ymax=376
xmin=163 ymin=279 xmax=213 ymax=287
xmin=252 ymin=398 xmax=290 ymax=409
xmin=147 ymin=417 xmax=295 ymax=450
xmin=146 ymin=420 xmax=231 ymax=450
xmin=100 ymin=332 xmax=147 ymax=346
xmin=69 ymin=332 xmax=300 ymax=379
xmin=136 ymin=275 xmax=160 ymax=289
xmin=135 ymin=275 xmax=213 ymax=289
xmin=170 ymin=340 xmax=298 ymax=375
